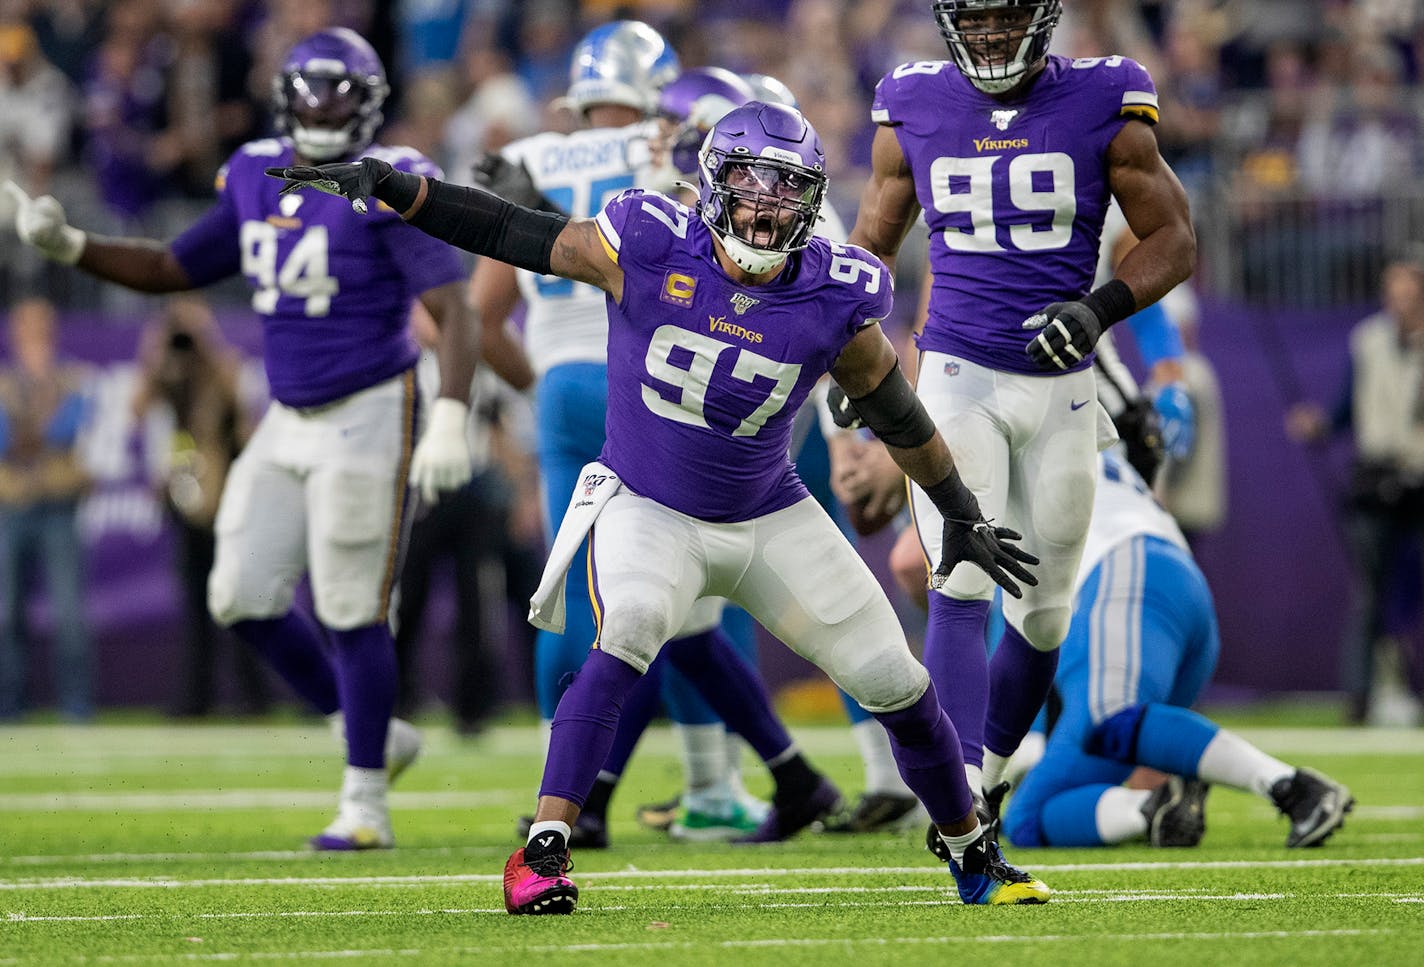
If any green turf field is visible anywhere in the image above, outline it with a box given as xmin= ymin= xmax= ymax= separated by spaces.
xmin=1 ymin=719 xmax=1420 ymax=965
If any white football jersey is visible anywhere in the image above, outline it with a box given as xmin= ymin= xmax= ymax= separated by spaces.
xmin=501 ymin=122 xmax=659 ymax=375
xmin=1077 ymin=450 xmax=1189 ymax=587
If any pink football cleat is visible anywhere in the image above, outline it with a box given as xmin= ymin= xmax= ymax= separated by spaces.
xmin=503 ymin=845 xmax=578 ymax=915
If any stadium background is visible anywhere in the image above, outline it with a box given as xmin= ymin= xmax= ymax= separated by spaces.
xmin=1 ymin=0 xmax=1420 ymax=717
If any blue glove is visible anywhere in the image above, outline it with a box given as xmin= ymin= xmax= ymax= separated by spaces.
xmin=1153 ymin=383 xmax=1195 ymax=460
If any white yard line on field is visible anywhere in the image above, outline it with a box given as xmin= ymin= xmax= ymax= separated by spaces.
xmin=0 ymin=790 xmax=520 ymax=811
xmin=2 ymin=894 xmax=1414 ymax=926
xmin=3 ymin=856 xmax=1423 ymax=891
xmin=0 ymin=928 xmax=1395 ymax=964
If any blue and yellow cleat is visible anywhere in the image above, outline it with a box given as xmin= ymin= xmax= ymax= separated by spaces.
xmin=926 ymin=824 xmax=1051 ymax=905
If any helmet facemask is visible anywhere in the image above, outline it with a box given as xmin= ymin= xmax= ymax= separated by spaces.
xmin=701 ymin=150 xmax=825 ymax=274
xmin=277 ymin=67 xmax=388 ymax=161
xmin=932 ymin=0 xmax=1061 ymax=95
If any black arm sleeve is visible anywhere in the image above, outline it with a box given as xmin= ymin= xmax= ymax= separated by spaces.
xmin=851 ymin=365 xmax=937 ymax=449
xmin=402 ymin=179 xmax=571 ymax=276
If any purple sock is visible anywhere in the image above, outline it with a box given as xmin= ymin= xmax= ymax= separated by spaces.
xmin=924 ymin=594 xmax=990 ymax=767
xmin=984 ymin=624 xmax=1060 ymax=758
xmin=327 ymin=624 xmax=397 ymax=769
xmin=231 ymin=610 xmax=339 ymax=714
xmin=662 ymin=629 xmax=793 ymax=762
xmin=540 ymin=649 xmax=643 ymax=805
xmin=871 ymin=681 xmax=973 ymax=825
xmin=600 ymin=655 xmax=665 ymax=777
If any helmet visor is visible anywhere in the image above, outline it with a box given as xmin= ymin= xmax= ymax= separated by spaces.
xmin=716 ymin=158 xmax=824 ymax=252
xmin=286 ymin=71 xmax=365 ymax=127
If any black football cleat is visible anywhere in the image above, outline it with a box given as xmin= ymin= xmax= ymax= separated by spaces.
xmin=1271 ymin=768 xmax=1354 ymax=848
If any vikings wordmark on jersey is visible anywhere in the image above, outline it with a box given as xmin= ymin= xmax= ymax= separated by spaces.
xmin=872 ymin=54 xmax=1159 ymax=374
xmin=593 ymin=189 xmax=891 ymax=523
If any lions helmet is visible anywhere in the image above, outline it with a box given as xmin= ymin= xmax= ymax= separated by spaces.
xmin=933 ymin=0 xmax=1061 ymax=94
xmin=697 ymin=102 xmax=827 ymax=275
xmin=567 ymin=20 xmax=680 ymax=117
xmin=742 ymin=73 xmax=799 ymax=110
xmin=658 ymin=67 xmax=756 ymax=176
xmin=273 ymin=28 xmax=389 ymax=161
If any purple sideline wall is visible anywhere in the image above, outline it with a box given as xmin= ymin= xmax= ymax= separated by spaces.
xmin=0 ymin=299 xmax=1371 ymax=710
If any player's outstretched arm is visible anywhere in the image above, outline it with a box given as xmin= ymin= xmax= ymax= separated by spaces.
xmin=830 ymin=324 xmax=1039 ymax=598
xmin=4 ymin=180 xmax=193 ymax=293
xmin=265 ymin=159 xmax=622 ymax=299
xmin=1023 ymin=124 xmax=1195 ymax=373
xmin=845 ymin=126 xmax=920 ymax=272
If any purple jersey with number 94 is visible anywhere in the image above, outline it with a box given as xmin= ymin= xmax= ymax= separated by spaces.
xmin=595 ymin=189 xmax=892 ymax=523
xmin=872 ymin=54 xmax=1159 ymax=374
xmin=170 ymin=138 xmax=465 ymax=407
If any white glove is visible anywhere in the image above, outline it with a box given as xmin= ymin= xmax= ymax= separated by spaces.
xmin=3 ymin=180 xmax=86 ymax=265
xmin=409 ymin=397 xmax=473 ymax=504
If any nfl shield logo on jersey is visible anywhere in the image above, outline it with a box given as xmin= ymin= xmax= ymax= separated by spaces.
xmin=990 ymin=109 xmax=1019 ymax=131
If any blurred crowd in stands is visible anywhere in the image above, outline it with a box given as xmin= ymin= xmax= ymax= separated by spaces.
xmin=3 ymin=0 xmax=1424 ymax=726
xmin=4 ymin=0 xmax=1424 ymax=310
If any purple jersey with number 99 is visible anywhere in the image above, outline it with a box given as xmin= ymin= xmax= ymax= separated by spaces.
xmin=594 ymin=189 xmax=892 ymax=523
xmin=872 ymin=54 xmax=1159 ymax=374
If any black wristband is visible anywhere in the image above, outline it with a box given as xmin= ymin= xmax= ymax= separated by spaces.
xmin=372 ymin=165 xmax=423 ymax=215
xmin=1081 ymin=278 xmax=1138 ymax=328
xmin=407 ymin=179 xmax=570 ymax=276
xmin=923 ymin=467 xmax=983 ymax=524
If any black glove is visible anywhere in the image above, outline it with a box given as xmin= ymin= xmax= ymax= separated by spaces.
xmin=1022 ymin=300 xmax=1104 ymax=371
xmin=937 ymin=518 xmax=1040 ymax=599
xmin=1113 ymin=395 xmax=1165 ymax=484
xmin=470 ymin=153 xmax=561 ymax=213
xmin=924 ymin=471 xmax=1039 ymax=599
xmin=264 ymin=158 xmax=413 ymax=215
xmin=826 ymin=383 xmax=865 ymax=430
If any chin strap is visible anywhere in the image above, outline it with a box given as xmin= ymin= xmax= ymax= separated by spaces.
xmin=719 ymin=231 xmax=787 ymax=274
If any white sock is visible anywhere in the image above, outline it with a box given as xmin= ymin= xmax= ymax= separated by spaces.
xmin=537 ymin=719 xmax=552 ymax=760
xmin=527 ymin=820 xmax=572 ymax=849
xmin=981 ymin=749 xmax=1012 ymax=791
xmin=937 ymin=822 xmax=985 ymax=864
xmin=677 ymin=722 xmax=730 ymax=793
xmin=1095 ymin=786 xmax=1151 ymax=844
xmin=1005 ymin=732 xmax=1046 ymax=788
xmin=853 ymin=720 xmax=913 ymax=796
xmin=1196 ymin=730 xmax=1295 ymax=798
xmin=341 ymin=765 xmax=388 ymax=807
xmin=963 ymin=762 xmax=984 ymax=797
xmin=724 ymin=729 xmax=746 ymax=785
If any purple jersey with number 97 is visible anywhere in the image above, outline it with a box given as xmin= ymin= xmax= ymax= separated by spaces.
xmin=872 ymin=54 xmax=1159 ymax=374
xmin=170 ymin=138 xmax=465 ymax=408
xmin=594 ymin=189 xmax=892 ymax=523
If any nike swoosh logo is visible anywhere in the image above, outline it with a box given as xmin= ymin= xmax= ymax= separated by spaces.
xmin=1070 ymin=400 xmax=1090 ymax=411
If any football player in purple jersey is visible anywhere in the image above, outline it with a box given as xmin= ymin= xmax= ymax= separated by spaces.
xmin=270 ymin=100 xmax=1049 ymax=912
xmin=4 ymin=28 xmax=498 ymax=851
xmin=845 ymin=0 xmax=1197 ymax=822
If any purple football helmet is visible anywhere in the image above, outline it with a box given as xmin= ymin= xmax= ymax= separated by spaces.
xmin=658 ymin=67 xmax=756 ymax=176
xmin=273 ymin=28 xmax=389 ymax=161
xmin=697 ymin=102 xmax=827 ymax=274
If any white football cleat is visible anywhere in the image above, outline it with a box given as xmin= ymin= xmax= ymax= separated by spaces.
xmin=310 ymin=803 xmax=394 ymax=851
